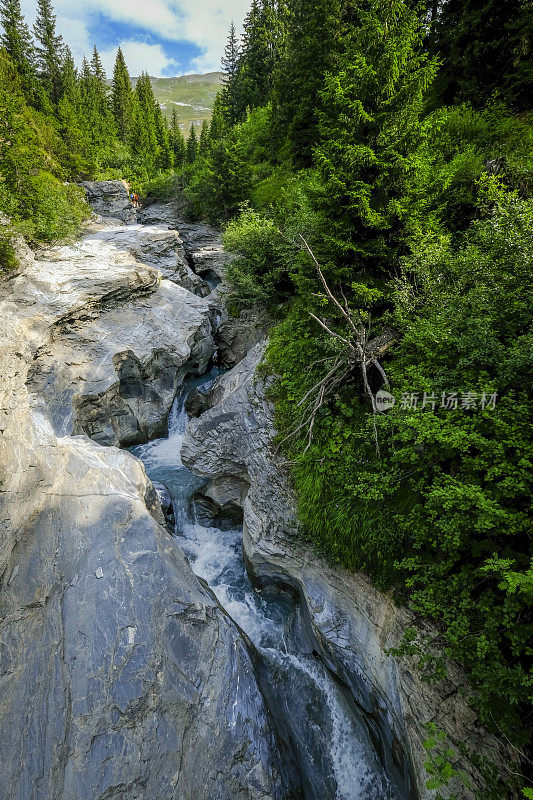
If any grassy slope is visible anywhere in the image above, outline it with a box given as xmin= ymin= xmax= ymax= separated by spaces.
xmin=132 ymin=72 xmax=223 ymax=132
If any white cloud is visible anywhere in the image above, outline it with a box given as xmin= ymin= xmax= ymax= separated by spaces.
xmin=21 ymin=0 xmax=251 ymax=76
xmin=100 ymin=41 xmax=178 ymax=77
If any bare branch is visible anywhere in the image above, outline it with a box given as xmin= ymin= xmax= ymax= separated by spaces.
xmin=300 ymin=235 xmax=360 ymax=337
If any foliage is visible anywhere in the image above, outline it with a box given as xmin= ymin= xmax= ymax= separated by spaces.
xmin=432 ymin=0 xmax=532 ymax=111
xmin=0 ymin=226 xmax=17 ymax=273
xmin=266 ymin=187 xmax=533 ymax=743
xmin=223 ymin=207 xmax=297 ymax=307
xmin=0 ymin=0 xmax=174 ymax=252
xmin=184 ymin=123 xmax=253 ymax=223
xmin=314 ymin=0 xmax=438 ymax=277
xmin=21 ymin=172 xmax=88 ymax=242
xmin=140 ymin=171 xmax=177 ymax=204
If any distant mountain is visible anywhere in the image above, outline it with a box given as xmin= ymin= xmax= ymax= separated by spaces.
xmin=134 ymin=72 xmax=224 ymax=132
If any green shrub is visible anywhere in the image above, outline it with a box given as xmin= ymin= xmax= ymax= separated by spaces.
xmin=0 ymin=228 xmax=17 ymax=274
xmin=139 ymin=171 xmax=177 ymax=204
xmin=21 ymin=173 xmax=89 ymax=243
xmin=223 ymin=207 xmax=301 ymax=308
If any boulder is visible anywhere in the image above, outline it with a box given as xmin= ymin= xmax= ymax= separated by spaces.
xmin=82 ymin=180 xmax=137 ymax=223
xmin=181 ymin=343 xmax=519 ymax=800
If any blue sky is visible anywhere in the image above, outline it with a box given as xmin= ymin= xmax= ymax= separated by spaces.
xmin=21 ymin=0 xmax=250 ymax=77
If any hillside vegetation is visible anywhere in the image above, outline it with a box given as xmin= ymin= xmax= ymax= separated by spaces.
xmin=0 ymin=0 xmax=187 ymax=271
xmin=142 ymin=72 xmax=223 ymax=131
xmin=178 ymin=1 xmax=533 ymax=794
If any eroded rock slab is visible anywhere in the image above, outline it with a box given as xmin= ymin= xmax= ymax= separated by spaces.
xmin=82 ymin=180 xmax=136 ymax=224
xmin=28 ymin=279 xmax=214 ymax=446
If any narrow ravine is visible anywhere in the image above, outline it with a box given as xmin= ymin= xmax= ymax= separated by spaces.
xmin=131 ymin=379 xmax=408 ymax=800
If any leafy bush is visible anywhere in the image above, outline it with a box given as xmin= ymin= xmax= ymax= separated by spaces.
xmin=21 ymin=173 xmax=89 ymax=243
xmin=0 ymin=227 xmax=17 ymax=274
xmin=223 ymin=207 xmax=299 ymax=308
xmin=139 ymin=171 xmax=177 ymax=204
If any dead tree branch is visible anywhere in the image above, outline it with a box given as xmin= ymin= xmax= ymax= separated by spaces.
xmin=281 ymin=237 xmax=397 ymax=458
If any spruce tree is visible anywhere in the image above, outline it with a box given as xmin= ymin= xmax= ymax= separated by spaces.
xmin=186 ymin=124 xmax=198 ymax=163
xmin=198 ymin=119 xmax=210 ymax=155
xmin=90 ymin=46 xmax=115 ymax=142
xmin=170 ymin=108 xmax=186 ymax=166
xmin=432 ymin=0 xmax=531 ymax=110
xmin=209 ymin=92 xmax=228 ymax=142
xmin=112 ymin=47 xmax=133 ymax=141
xmin=154 ymin=104 xmax=173 ymax=170
xmin=132 ymin=72 xmax=158 ymax=171
xmin=0 ymin=0 xmax=35 ymax=95
xmin=33 ymin=0 xmax=65 ymax=103
xmin=80 ymin=47 xmax=115 ymax=153
xmin=314 ymin=0 xmax=438 ymax=278
xmin=61 ymin=47 xmax=78 ymax=103
xmin=273 ymin=0 xmax=340 ymax=163
xmin=221 ymin=21 xmax=241 ymax=125
xmin=90 ymin=44 xmax=106 ymax=83
xmin=238 ymin=0 xmax=287 ymax=118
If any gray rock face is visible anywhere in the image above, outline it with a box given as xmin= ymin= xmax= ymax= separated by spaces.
xmin=0 ymin=203 xmax=291 ymax=800
xmin=18 ymin=223 xmax=215 ymax=447
xmin=177 ymin=220 xmax=234 ymax=281
xmin=181 ymin=344 xmax=518 ymax=800
xmin=217 ymin=307 xmax=271 ymax=368
xmin=82 ymin=180 xmax=137 ymax=223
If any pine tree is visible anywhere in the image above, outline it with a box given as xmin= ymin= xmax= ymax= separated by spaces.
xmin=432 ymin=0 xmax=531 ymax=110
xmin=33 ymin=0 xmax=65 ymax=103
xmin=273 ymin=0 xmax=340 ymax=163
xmin=221 ymin=21 xmax=241 ymax=125
xmin=170 ymin=108 xmax=186 ymax=166
xmin=154 ymin=104 xmax=173 ymax=170
xmin=314 ymin=0 xmax=438 ymax=278
xmin=131 ymin=72 xmax=158 ymax=171
xmin=209 ymin=92 xmax=228 ymax=142
xmin=0 ymin=0 xmax=35 ymax=95
xmin=186 ymin=124 xmax=198 ymax=163
xmin=61 ymin=47 xmax=78 ymax=103
xmin=112 ymin=47 xmax=133 ymax=141
xmin=80 ymin=47 xmax=115 ymax=154
xmin=90 ymin=44 xmax=106 ymax=83
xmin=237 ymin=0 xmax=287 ymax=118
xmin=198 ymin=119 xmax=210 ymax=155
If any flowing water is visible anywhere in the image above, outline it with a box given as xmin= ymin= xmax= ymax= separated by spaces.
xmin=131 ymin=375 xmax=408 ymax=800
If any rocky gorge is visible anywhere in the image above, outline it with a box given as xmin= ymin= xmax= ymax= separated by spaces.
xmin=0 ymin=181 xmax=515 ymax=800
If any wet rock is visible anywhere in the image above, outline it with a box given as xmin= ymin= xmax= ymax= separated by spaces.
xmin=152 ymin=480 xmax=176 ymax=529
xmin=193 ymin=474 xmax=249 ymax=525
xmin=82 ymin=180 xmax=137 ymax=224
xmin=217 ymin=307 xmax=270 ymax=369
xmin=181 ymin=342 xmax=519 ymax=800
